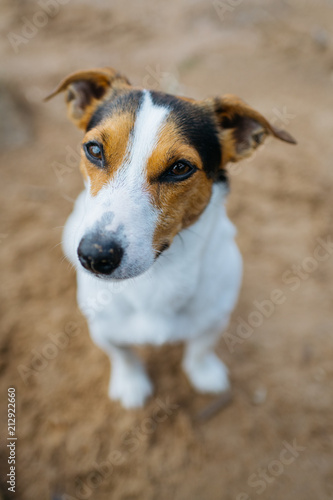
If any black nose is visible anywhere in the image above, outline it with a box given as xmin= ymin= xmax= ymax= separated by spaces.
xmin=77 ymin=234 xmax=123 ymax=276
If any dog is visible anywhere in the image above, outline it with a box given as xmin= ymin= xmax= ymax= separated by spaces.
xmin=46 ymin=67 xmax=296 ymax=408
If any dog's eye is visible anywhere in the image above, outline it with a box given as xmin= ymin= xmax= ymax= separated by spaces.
xmin=160 ymin=160 xmax=196 ymax=183
xmin=171 ymin=162 xmax=192 ymax=176
xmin=84 ymin=141 xmax=104 ymax=166
xmin=88 ymin=144 xmax=102 ymax=159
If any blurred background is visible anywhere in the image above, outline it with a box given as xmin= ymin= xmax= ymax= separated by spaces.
xmin=0 ymin=0 xmax=333 ymax=498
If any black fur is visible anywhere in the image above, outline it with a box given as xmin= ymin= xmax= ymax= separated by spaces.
xmin=87 ymin=90 xmax=143 ymax=131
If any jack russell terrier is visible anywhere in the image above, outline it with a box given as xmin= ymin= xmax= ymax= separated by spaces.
xmin=46 ymin=67 xmax=296 ymax=408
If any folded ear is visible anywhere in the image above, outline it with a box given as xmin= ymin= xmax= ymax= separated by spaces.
xmin=44 ymin=67 xmax=131 ymax=129
xmin=209 ymin=94 xmax=296 ymax=164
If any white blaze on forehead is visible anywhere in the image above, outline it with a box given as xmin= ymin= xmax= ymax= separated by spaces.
xmin=124 ymin=90 xmax=169 ymax=178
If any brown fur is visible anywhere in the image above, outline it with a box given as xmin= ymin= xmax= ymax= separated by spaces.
xmin=44 ymin=67 xmax=131 ymax=129
xmin=204 ymin=94 xmax=296 ymax=163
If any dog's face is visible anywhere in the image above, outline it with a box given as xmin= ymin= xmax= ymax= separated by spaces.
xmin=47 ymin=67 xmax=295 ymax=280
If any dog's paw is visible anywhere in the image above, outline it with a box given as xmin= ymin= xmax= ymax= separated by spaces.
xmin=183 ymin=353 xmax=230 ymax=394
xmin=109 ymin=367 xmax=153 ymax=409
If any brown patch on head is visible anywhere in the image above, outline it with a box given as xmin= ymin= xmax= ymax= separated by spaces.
xmin=81 ymin=111 xmax=135 ymax=196
xmin=145 ymin=121 xmax=214 ymax=253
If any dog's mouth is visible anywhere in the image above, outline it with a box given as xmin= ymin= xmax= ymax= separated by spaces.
xmin=76 ymin=232 xmax=170 ymax=280
xmin=78 ymin=247 xmax=171 ymax=281
xmin=78 ymin=263 xmax=148 ymax=281
xmin=77 ymin=242 xmax=158 ymax=282
xmin=155 ymin=241 xmax=170 ymax=259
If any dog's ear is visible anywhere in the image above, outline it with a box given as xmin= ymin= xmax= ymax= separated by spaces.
xmin=208 ymin=94 xmax=296 ymax=164
xmin=44 ymin=67 xmax=131 ymax=129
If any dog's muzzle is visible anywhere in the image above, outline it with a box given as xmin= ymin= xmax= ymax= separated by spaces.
xmin=77 ymin=232 xmax=124 ymax=276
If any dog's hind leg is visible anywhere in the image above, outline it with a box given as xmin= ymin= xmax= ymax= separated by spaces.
xmin=182 ymin=330 xmax=230 ymax=394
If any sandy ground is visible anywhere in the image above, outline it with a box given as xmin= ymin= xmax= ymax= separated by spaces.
xmin=1 ymin=0 xmax=333 ymax=499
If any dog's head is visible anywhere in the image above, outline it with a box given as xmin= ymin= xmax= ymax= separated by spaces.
xmin=46 ymin=67 xmax=296 ymax=280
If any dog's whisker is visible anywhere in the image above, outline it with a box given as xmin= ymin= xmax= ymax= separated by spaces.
xmin=60 ymin=193 xmax=76 ymax=204
xmin=50 ymin=242 xmax=63 ymax=252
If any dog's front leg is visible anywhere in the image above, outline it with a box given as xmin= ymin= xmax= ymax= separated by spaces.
xmin=89 ymin=328 xmax=153 ymax=408
xmin=182 ymin=330 xmax=230 ymax=394
xmin=108 ymin=344 xmax=153 ymax=408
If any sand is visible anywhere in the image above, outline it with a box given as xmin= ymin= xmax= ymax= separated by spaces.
xmin=1 ymin=0 xmax=333 ymax=498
